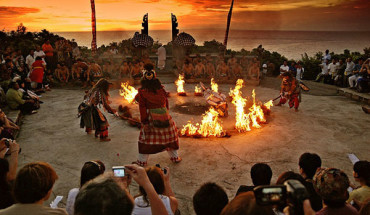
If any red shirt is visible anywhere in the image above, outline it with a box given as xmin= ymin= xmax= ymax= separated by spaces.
xmin=42 ymin=43 xmax=54 ymax=57
xmin=30 ymin=60 xmax=44 ymax=83
xmin=135 ymin=87 xmax=169 ymax=124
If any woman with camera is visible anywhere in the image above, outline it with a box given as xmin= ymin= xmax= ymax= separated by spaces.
xmin=132 ymin=166 xmax=178 ymax=215
xmin=134 ymin=63 xmax=181 ymax=166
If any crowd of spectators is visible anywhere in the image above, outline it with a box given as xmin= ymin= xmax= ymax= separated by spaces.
xmin=0 ymin=145 xmax=369 ymax=215
xmin=314 ymin=50 xmax=370 ymax=93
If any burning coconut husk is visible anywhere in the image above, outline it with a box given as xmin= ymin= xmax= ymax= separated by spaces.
xmin=194 ymin=85 xmax=203 ymax=96
xmin=118 ymin=105 xmax=141 ymax=128
xmin=175 ymin=74 xmax=186 ymax=96
xmin=180 ymin=107 xmax=229 ymax=138
xmin=229 ymin=79 xmax=273 ymax=132
xmin=211 ymin=78 xmax=218 ymax=93
xmin=120 ymin=82 xmax=138 ymax=103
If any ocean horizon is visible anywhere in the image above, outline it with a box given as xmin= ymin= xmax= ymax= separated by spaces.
xmin=56 ymin=29 xmax=370 ymax=60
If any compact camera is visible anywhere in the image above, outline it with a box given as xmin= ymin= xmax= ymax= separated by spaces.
xmin=112 ymin=166 xmax=125 ymax=177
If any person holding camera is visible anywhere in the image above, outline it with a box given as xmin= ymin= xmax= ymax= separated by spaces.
xmin=66 ymin=160 xmax=106 ymax=215
xmin=0 ymin=109 xmax=19 ymax=140
xmin=132 ymin=165 xmax=178 ymax=215
xmin=0 ymin=139 xmax=19 ymax=209
xmin=74 ymin=164 xmax=170 ymax=215
xmin=134 ymin=63 xmax=181 ymax=166
xmin=236 ymin=163 xmax=273 ymax=197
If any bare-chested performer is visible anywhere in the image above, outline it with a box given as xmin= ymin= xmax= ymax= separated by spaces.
xmin=119 ymin=61 xmax=130 ymax=78
xmin=87 ymin=61 xmax=103 ymax=86
xmin=194 ymin=59 xmax=206 ymax=78
xmin=131 ymin=61 xmax=142 ymax=80
xmin=232 ymin=62 xmax=243 ymax=78
xmin=57 ymin=63 xmax=70 ymax=83
xmin=206 ymin=60 xmax=216 ymax=78
xmin=217 ymin=60 xmax=229 ymax=78
xmin=249 ymin=58 xmax=260 ymax=80
xmin=71 ymin=63 xmax=80 ymax=80
xmin=182 ymin=59 xmax=194 ymax=79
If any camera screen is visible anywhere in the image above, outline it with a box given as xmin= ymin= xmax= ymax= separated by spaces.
xmin=261 ymin=187 xmax=284 ymax=202
xmin=113 ymin=168 xmax=125 ymax=177
xmin=262 ymin=187 xmax=283 ymax=194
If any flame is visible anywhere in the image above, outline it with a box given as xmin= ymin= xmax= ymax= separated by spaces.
xmin=195 ymin=85 xmax=202 ymax=94
xmin=119 ymin=82 xmax=138 ymax=104
xmin=263 ymin=100 xmax=274 ymax=110
xmin=175 ymin=74 xmax=185 ymax=93
xmin=181 ymin=107 xmax=225 ymax=137
xmin=248 ymin=89 xmax=266 ymax=128
xmin=211 ymin=78 xmax=218 ymax=93
xmin=229 ymin=79 xmax=251 ymax=132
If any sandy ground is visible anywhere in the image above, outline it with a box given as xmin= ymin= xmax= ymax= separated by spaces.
xmin=16 ymin=77 xmax=370 ymax=214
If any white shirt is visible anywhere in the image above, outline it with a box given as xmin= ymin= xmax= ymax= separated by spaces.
xmin=34 ymin=50 xmax=46 ymax=64
xmin=66 ymin=188 xmax=79 ymax=215
xmin=296 ymin=67 xmax=304 ymax=80
xmin=328 ymin=62 xmax=338 ymax=75
xmin=321 ymin=63 xmax=329 ymax=75
xmin=323 ymin=53 xmax=331 ymax=61
xmin=345 ymin=61 xmax=355 ymax=75
xmin=157 ymin=46 xmax=166 ymax=61
xmin=262 ymin=64 xmax=267 ymax=73
xmin=132 ymin=195 xmax=173 ymax=215
xmin=26 ymin=54 xmax=35 ymax=70
xmin=280 ymin=65 xmax=289 ymax=74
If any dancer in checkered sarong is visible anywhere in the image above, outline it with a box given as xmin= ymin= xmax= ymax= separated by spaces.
xmin=134 ymin=64 xmax=181 ymax=166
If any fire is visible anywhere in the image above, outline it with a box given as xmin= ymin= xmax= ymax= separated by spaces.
xmin=229 ymin=79 xmax=251 ymax=132
xmin=119 ymin=82 xmax=138 ymax=104
xmin=181 ymin=107 xmax=225 ymax=137
xmin=195 ymin=85 xmax=202 ymax=93
xmin=229 ymin=79 xmax=271 ymax=132
xmin=175 ymin=74 xmax=185 ymax=94
xmin=211 ymin=78 xmax=218 ymax=93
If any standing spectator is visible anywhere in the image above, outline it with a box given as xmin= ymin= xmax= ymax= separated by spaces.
xmin=322 ymin=49 xmax=331 ymax=62
xmin=156 ymin=43 xmax=166 ymax=71
xmin=313 ymin=168 xmax=359 ymax=215
xmin=267 ymin=61 xmax=275 ymax=76
xmin=280 ymin=61 xmax=289 ymax=75
xmin=25 ymin=49 xmax=35 ymax=72
xmin=34 ymin=45 xmax=46 ymax=64
xmin=6 ymin=81 xmax=37 ymax=114
xmin=193 ymin=182 xmax=229 ymax=215
xmin=29 ymin=57 xmax=45 ymax=90
xmin=262 ymin=62 xmax=268 ymax=76
xmin=109 ymin=46 xmax=118 ymax=55
xmin=72 ymin=42 xmax=81 ymax=60
xmin=132 ymin=166 xmax=178 ymax=215
xmin=0 ymin=139 xmax=19 ymax=210
xmin=66 ymin=160 xmax=105 ymax=215
xmin=289 ymin=61 xmax=297 ymax=76
xmin=344 ymin=57 xmax=356 ymax=86
xmin=347 ymin=161 xmax=370 ymax=209
xmin=316 ymin=59 xmax=329 ymax=83
xmin=42 ymin=40 xmax=54 ymax=72
xmin=349 ymin=58 xmax=364 ymax=89
xmin=236 ymin=163 xmax=272 ymax=196
xmin=296 ymin=62 xmax=305 ymax=80
xmin=299 ymin=152 xmax=323 ymax=211
xmin=0 ymin=162 xmax=67 ymax=215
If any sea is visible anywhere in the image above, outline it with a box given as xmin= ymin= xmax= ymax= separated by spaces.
xmin=56 ymin=30 xmax=370 ymax=60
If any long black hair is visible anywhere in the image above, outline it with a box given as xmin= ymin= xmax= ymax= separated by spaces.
xmin=141 ymin=63 xmax=162 ymax=93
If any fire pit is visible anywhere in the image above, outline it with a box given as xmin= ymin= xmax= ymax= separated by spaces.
xmin=175 ymin=74 xmax=186 ymax=96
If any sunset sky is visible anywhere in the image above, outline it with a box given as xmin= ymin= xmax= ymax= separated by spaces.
xmin=0 ymin=0 xmax=369 ymax=32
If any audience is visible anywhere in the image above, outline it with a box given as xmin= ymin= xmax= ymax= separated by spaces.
xmin=66 ymin=160 xmax=105 ymax=215
xmin=298 ymin=152 xmax=323 ymax=211
xmin=6 ymin=81 xmax=38 ymax=114
xmin=313 ymin=167 xmax=359 ymax=215
xmin=221 ymin=192 xmax=274 ymax=215
xmin=236 ymin=163 xmax=272 ymax=196
xmin=0 ymin=161 xmax=67 ymax=215
xmin=348 ymin=161 xmax=370 ymax=209
xmin=193 ymin=182 xmax=229 ymax=215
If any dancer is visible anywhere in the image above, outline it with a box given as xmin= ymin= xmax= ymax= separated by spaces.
xmin=135 ymin=63 xmax=181 ymax=166
xmin=79 ymin=78 xmax=118 ymax=141
xmin=277 ymin=72 xmax=301 ymax=112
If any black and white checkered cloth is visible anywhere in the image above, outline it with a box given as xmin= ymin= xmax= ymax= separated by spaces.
xmin=174 ymin=32 xmax=195 ymax=46
xmin=132 ymin=32 xmax=154 ymax=48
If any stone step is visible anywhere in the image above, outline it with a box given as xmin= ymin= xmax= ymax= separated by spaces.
xmin=337 ymin=88 xmax=370 ymax=105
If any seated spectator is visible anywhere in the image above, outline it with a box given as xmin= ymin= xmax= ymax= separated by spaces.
xmin=0 ymin=161 xmax=67 ymax=215
xmin=344 ymin=57 xmax=356 ymax=87
xmin=66 ymin=160 xmax=105 ymax=215
xmin=334 ymin=59 xmax=346 ymax=86
xmin=6 ymin=81 xmax=38 ymax=114
xmin=298 ymin=152 xmax=323 ymax=211
xmin=0 ymin=109 xmax=19 ymax=139
xmin=16 ymin=79 xmax=41 ymax=104
xmin=236 ymin=163 xmax=272 ymax=196
xmin=356 ymin=59 xmax=370 ymax=93
xmin=74 ymin=164 xmax=169 ymax=215
xmin=221 ymin=191 xmax=274 ymax=215
xmin=349 ymin=58 xmax=364 ymax=89
xmin=193 ymin=182 xmax=229 ymax=215
xmin=0 ymin=139 xmax=19 ymax=209
xmin=133 ymin=166 xmax=178 ymax=215
xmin=313 ymin=168 xmax=359 ymax=215
xmin=359 ymin=198 xmax=370 ymax=215
xmin=347 ymin=161 xmax=370 ymax=209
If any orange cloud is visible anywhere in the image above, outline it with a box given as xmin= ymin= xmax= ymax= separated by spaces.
xmin=0 ymin=6 xmax=39 ymax=18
